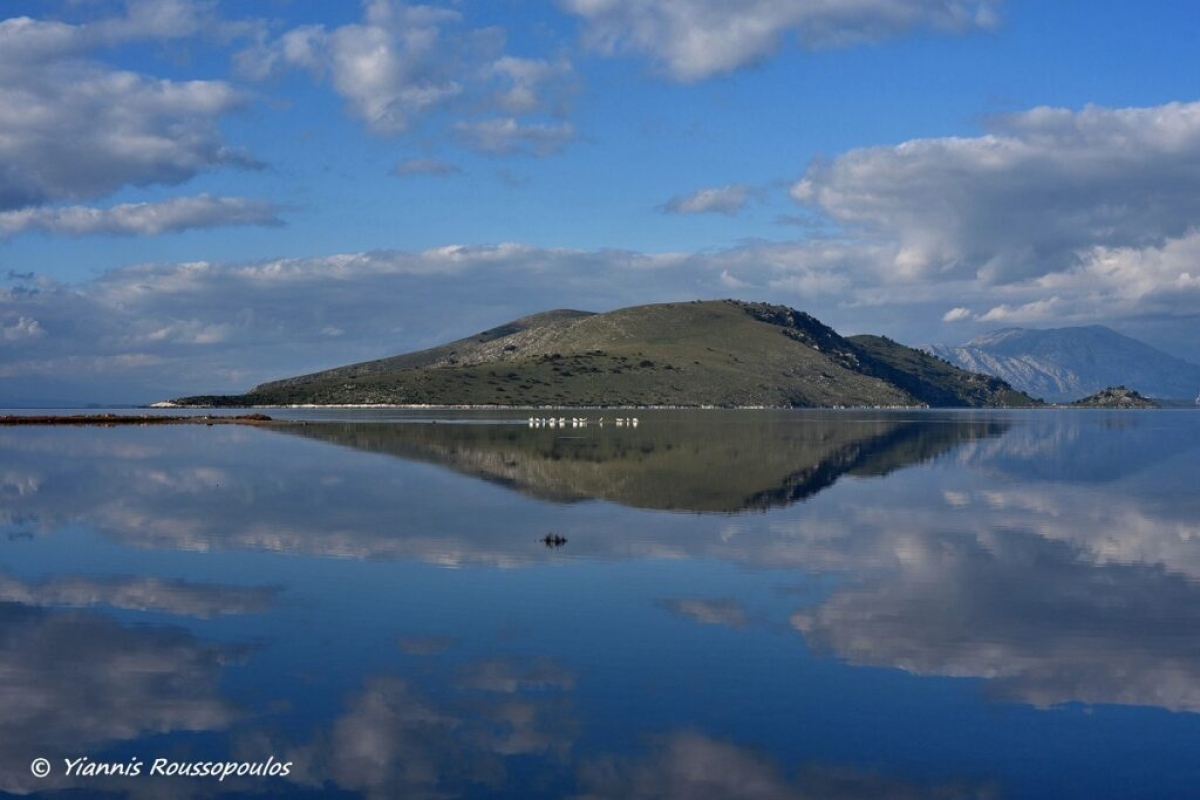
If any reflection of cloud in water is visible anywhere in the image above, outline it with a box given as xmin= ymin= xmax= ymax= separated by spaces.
xmin=1 ymin=468 xmax=40 ymax=498
xmin=0 ymin=572 xmax=277 ymax=618
xmin=398 ymin=635 xmax=459 ymax=656
xmin=573 ymin=731 xmax=993 ymax=800
xmin=0 ymin=430 xmax=165 ymax=460
xmin=457 ymin=657 xmax=576 ymax=693
xmin=658 ymin=598 xmax=748 ymax=628
xmin=954 ymin=487 xmax=1200 ymax=578
xmin=793 ymin=527 xmax=1200 ymax=711
xmin=288 ymin=658 xmax=578 ymax=799
xmin=0 ymin=602 xmax=237 ymax=794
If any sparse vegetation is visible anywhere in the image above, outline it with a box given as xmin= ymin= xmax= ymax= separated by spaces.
xmin=172 ymin=300 xmax=1042 ymax=408
xmin=1069 ymin=386 xmax=1160 ymax=408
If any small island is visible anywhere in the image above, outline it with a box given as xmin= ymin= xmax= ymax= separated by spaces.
xmin=168 ymin=300 xmax=1039 ymax=410
xmin=1068 ymin=386 xmax=1160 ymax=409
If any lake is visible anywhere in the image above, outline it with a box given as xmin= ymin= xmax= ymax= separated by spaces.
xmin=2 ymin=408 xmax=1200 ymax=798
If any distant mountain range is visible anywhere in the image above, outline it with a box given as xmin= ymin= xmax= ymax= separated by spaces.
xmin=172 ymin=300 xmax=1037 ymax=408
xmin=924 ymin=326 xmax=1200 ymax=402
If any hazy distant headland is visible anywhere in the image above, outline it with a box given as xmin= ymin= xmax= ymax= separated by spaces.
xmin=169 ymin=300 xmax=1039 ymax=410
xmin=925 ymin=326 xmax=1200 ymax=403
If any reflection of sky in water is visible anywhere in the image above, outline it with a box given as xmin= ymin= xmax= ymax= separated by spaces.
xmin=2 ymin=411 xmax=1200 ymax=797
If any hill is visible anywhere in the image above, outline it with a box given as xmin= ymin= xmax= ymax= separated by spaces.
xmin=925 ymin=326 xmax=1200 ymax=402
xmin=172 ymin=300 xmax=1039 ymax=408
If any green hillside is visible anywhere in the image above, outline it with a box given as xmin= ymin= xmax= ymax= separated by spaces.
xmin=173 ymin=300 xmax=1039 ymax=408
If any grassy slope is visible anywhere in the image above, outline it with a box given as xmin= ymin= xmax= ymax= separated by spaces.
xmin=175 ymin=301 xmax=1039 ymax=408
xmin=848 ymin=334 xmax=1041 ymax=408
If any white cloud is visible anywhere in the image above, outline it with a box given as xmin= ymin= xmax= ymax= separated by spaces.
xmin=235 ymin=1 xmax=466 ymax=134
xmin=0 ymin=1 xmax=239 ymax=64
xmin=768 ymin=271 xmax=853 ymax=297
xmin=792 ymin=102 xmax=1200 ymax=284
xmin=2 ymin=316 xmax=45 ymax=341
xmin=392 ymin=157 xmax=461 ymax=177
xmin=942 ymin=307 xmax=973 ymax=322
xmin=661 ymin=184 xmax=755 ymax=215
xmin=0 ymin=195 xmax=284 ymax=238
xmin=484 ymin=55 xmax=575 ymax=116
xmin=718 ymin=269 xmax=750 ymax=288
xmin=0 ymin=63 xmax=254 ymax=210
xmin=978 ymin=297 xmax=1065 ymax=323
xmin=0 ymin=7 xmax=260 ymax=211
xmin=237 ymin=2 xmax=577 ymax=153
xmin=454 ymin=117 xmax=577 ymax=156
xmin=562 ymin=0 xmax=999 ymax=81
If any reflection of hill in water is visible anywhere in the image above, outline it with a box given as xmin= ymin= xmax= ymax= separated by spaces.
xmin=277 ymin=413 xmax=1008 ymax=512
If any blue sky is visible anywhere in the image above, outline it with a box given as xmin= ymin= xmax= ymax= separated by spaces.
xmin=2 ymin=0 xmax=1199 ymax=403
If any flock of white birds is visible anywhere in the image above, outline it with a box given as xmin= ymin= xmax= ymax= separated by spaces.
xmin=528 ymin=416 xmax=638 ymax=428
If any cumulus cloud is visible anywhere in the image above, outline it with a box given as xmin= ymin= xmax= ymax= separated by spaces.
xmin=0 ymin=195 xmax=284 ymax=238
xmin=0 ymin=4 xmax=269 ymax=240
xmin=1 ymin=315 xmax=45 ymax=341
xmin=0 ymin=3 xmax=266 ymax=208
xmin=484 ymin=55 xmax=576 ymax=116
xmin=562 ymin=0 xmax=999 ymax=81
xmin=0 ymin=61 xmax=255 ymax=210
xmin=238 ymin=0 xmax=577 ymax=149
xmin=392 ymin=157 xmax=462 ymax=177
xmin=661 ymin=184 xmax=755 ymax=215
xmin=0 ymin=0 xmax=244 ymax=65
xmin=792 ymin=101 xmax=1200 ymax=284
xmin=454 ymin=117 xmax=578 ymax=156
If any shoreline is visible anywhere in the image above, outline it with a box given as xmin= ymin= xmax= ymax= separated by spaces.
xmin=0 ymin=413 xmax=277 ymax=426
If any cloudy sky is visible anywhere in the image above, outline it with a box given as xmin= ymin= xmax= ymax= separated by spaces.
xmin=2 ymin=0 xmax=1199 ymax=404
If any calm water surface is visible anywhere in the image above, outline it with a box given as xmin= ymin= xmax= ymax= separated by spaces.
xmin=2 ymin=409 xmax=1200 ymax=798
